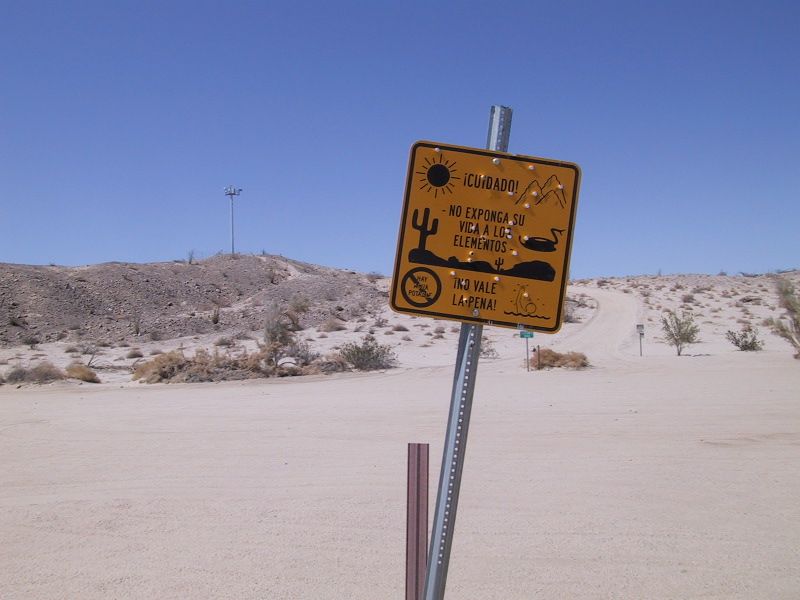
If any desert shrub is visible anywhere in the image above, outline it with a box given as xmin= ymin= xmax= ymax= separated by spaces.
xmin=725 ymin=325 xmax=764 ymax=351
xmin=366 ymin=271 xmax=383 ymax=283
xmin=339 ymin=335 xmax=397 ymax=370
xmin=215 ymin=336 xmax=234 ymax=347
xmin=126 ymin=348 xmax=144 ymax=359
xmin=64 ymin=346 xmax=79 ymax=353
xmin=373 ymin=316 xmax=388 ymax=328
xmin=384 ymin=330 xmax=394 ymax=335
xmin=480 ymin=337 xmax=499 ymax=358
xmin=392 ymin=324 xmax=409 ymax=332
xmin=22 ymin=335 xmax=41 ymax=349
xmin=131 ymin=343 xmax=323 ymax=384
xmin=65 ymin=362 xmax=100 ymax=383
xmin=283 ymin=340 xmax=319 ymax=367
xmin=661 ymin=310 xmax=700 ymax=356
xmin=681 ymin=293 xmax=695 ymax=304
xmin=263 ymin=303 xmax=295 ymax=347
xmin=289 ymin=294 xmax=310 ymax=314
xmin=319 ymin=317 xmax=346 ymax=332
xmin=5 ymin=361 xmax=66 ymax=384
xmin=0 ymin=373 xmax=4 ymax=385
xmin=532 ymin=348 xmax=589 ymax=370
xmin=433 ymin=326 xmax=446 ymax=334
xmin=401 ymin=335 xmax=412 ymax=341
xmin=767 ymin=277 xmax=800 ymax=358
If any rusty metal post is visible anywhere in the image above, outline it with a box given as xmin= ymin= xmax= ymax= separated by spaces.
xmin=407 ymin=443 xmax=429 ymax=600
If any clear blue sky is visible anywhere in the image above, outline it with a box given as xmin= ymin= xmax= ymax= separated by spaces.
xmin=2 ymin=1 xmax=798 ymax=278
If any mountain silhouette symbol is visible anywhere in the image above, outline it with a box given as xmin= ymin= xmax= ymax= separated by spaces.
xmin=515 ymin=175 xmax=566 ymax=208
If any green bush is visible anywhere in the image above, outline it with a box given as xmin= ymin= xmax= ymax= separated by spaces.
xmin=339 ymin=335 xmax=397 ymax=370
xmin=661 ymin=310 xmax=700 ymax=356
xmin=770 ymin=277 xmax=800 ymax=358
xmin=725 ymin=325 xmax=764 ymax=351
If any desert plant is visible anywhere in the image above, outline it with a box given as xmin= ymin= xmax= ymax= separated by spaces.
xmin=5 ymin=362 xmax=65 ymax=384
xmin=531 ymin=348 xmax=589 ymax=370
xmin=65 ymin=362 xmax=101 ymax=383
xmin=22 ymin=335 xmax=41 ymax=349
xmin=126 ymin=348 xmax=144 ymax=359
xmin=366 ymin=271 xmax=383 ymax=283
xmin=661 ymin=310 xmax=700 ymax=356
xmin=769 ymin=277 xmax=800 ymax=358
xmin=480 ymin=336 xmax=499 ymax=358
xmin=392 ymin=324 xmax=409 ymax=332
xmin=725 ymin=325 xmax=764 ymax=351
xmin=338 ymin=335 xmax=397 ymax=370
xmin=263 ymin=303 xmax=295 ymax=347
xmin=319 ymin=317 xmax=346 ymax=332
xmin=215 ymin=336 xmax=235 ymax=347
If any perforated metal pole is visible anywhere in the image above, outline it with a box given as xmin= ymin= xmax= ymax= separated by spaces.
xmin=423 ymin=105 xmax=513 ymax=600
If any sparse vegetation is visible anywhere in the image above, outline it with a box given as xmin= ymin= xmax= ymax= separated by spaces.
xmin=661 ymin=310 xmax=700 ymax=356
xmin=126 ymin=348 xmax=144 ymax=359
xmin=338 ymin=335 xmax=397 ymax=370
xmin=725 ymin=325 xmax=764 ymax=351
xmin=531 ymin=348 xmax=589 ymax=370
xmin=769 ymin=277 xmax=800 ymax=358
xmin=319 ymin=317 xmax=346 ymax=332
xmin=65 ymin=362 xmax=101 ymax=383
xmin=5 ymin=362 xmax=65 ymax=384
xmin=479 ymin=336 xmax=499 ymax=359
xmin=392 ymin=324 xmax=409 ymax=332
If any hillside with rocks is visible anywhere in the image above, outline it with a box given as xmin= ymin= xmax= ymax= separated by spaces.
xmin=0 ymin=254 xmax=387 ymax=347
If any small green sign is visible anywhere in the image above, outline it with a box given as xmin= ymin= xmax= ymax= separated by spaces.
xmin=519 ymin=331 xmax=534 ymax=338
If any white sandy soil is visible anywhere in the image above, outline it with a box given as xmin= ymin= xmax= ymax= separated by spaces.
xmin=1 ymin=282 xmax=799 ymax=599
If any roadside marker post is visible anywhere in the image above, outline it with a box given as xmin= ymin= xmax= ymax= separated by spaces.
xmin=390 ymin=105 xmax=581 ymax=599
xmin=406 ymin=443 xmax=429 ymax=600
xmin=518 ymin=330 xmax=534 ymax=371
xmin=637 ymin=324 xmax=644 ymax=356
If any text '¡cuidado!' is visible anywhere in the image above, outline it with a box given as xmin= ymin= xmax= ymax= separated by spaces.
xmin=462 ymin=173 xmax=519 ymax=193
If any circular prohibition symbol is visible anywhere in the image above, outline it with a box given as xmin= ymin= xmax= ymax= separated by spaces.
xmin=400 ymin=267 xmax=442 ymax=308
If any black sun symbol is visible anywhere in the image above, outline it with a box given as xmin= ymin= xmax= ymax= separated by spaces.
xmin=416 ymin=154 xmax=459 ymax=198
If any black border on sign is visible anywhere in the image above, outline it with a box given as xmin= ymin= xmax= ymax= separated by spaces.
xmin=390 ymin=140 xmax=581 ymax=333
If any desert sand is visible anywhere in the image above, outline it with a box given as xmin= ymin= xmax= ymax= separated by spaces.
xmin=1 ymin=277 xmax=799 ymax=598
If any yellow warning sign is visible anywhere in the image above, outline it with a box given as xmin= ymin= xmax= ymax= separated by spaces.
xmin=390 ymin=141 xmax=581 ymax=332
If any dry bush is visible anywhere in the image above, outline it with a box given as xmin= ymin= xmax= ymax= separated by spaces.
xmin=215 ymin=336 xmax=234 ymax=347
xmin=433 ymin=326 xmax=446 ymax=334
xmin=64 ymin=345 xmax=79 ymax=353
xmin=126 ymin=348 xmax=144 ymax=359
xmin=531 ymin=348 xmax=589 ymax=370
xmin=769 ymin=277 xmax=800 ymax=358
xmin=725 ymin=325 xmax=764 ymax=351
xmin=480 ymin=337 xmax=499 ymax=358
xmin=392 ymin=324 xmax=409 ymax=332
xmin=5 ymin=361 xmax=66 ymax=384
xmin=319 ymin=317 xmax=346 ymax=332
xmin=65 ymin=362 xmax=100 ymax=383
xmin=401 ymin=335 xmax=412 ymax=341
xmin=338 ymin=335 xmax=396 ymax=370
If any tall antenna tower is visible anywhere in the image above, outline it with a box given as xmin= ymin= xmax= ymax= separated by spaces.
xmin=224 ymin=185 xmax=242 ymax=255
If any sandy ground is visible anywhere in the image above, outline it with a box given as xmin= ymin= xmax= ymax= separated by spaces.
xmin=1 ymin=286 xmax=799 ymax=599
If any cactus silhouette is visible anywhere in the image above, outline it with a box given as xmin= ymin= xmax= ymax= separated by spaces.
xmin=412 ymin=207 xmax=439 ymax=251
xmin=494 ymin=257 xmax=505 ymax=272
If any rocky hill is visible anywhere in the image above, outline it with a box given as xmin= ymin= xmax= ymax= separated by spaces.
xmin=0 ymin=254 xmax=387 ymax=347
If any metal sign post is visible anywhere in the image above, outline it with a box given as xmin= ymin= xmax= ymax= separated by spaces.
xmin=423 ymin=105 xmax=513 ymax=600
xmin=637 ymin=324 xmax=644 ymax=356
xmin=519 ymin=330 xmax=534 ymax=371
